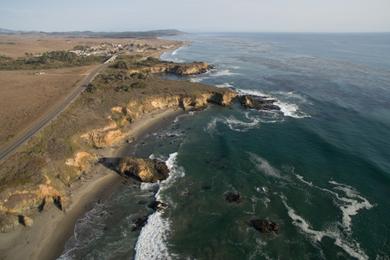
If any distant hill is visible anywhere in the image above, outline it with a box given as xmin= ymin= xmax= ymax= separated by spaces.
xmin=0 ymin=28 xmax=19 ymax=34
xmin=0 ymin=28 xmax=184 ymax=38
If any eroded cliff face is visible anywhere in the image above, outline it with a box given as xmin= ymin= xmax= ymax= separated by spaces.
xmin=0 ymin=86 xmax=238 ymax=232
xmin=118 ymin=157 xmax=169 ymax=183
xmin=128 ymin=61 xmax=212 ymax=76
xmin=0 ymin=175 xmax=65 ymax=232
xmin=81 ymin=89 xmax=237 ymax=149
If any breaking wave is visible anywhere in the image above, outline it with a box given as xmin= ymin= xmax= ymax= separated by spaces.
xmin=58 ymin=203 xmax=109 ymax=259
xmin=237 ymin=88 xmax=310 ymax=118
xmin=160 ymin=46 xmax=186 ymax=63
xmin=274 ymin=100 xmax=309 ymax=119
xmin=135 ymin=152 xmax=185 ymax=260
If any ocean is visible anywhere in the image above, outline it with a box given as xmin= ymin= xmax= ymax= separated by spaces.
xmin=59 ymin=33 xmax=390 ymax=260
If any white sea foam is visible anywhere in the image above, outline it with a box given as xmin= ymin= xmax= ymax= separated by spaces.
xmin=236 ymin=88 xmax=269 ymax=98
xmin=225 ymin=116 xmax=260 ymax=132
xmin=274 ymin=100 xmax=310 ymax=118
xmin=271 ymin=91 xmax=309 ymax=103
xmin=189 ymin=76 xmax=207 ymax=83
xmin=249 ymin=153 xmax=282 ymax=178
xmin=291 ymin=175 xmax=374 ymax=258
xmin=295 ymin=175 xmax=374 ymax=233
xmin=244 ymin=111 xmax=281 ymax=124
xmin=282 ymin=195 xmax=369 ymax=260
xmin=134 ymin=212 xmax=171 ymax=260
xmin=204 ymin=116 xmax=260 ymax=133
xmin=160 ymin=46 xmax=186 ymax=63
xmin=236 ymin=88 xmax=310 ymax=118
xmin=135 ymin=152 xmax=184 ymax=260
xmin=210 ymin=69 xmax=239 ymax=77
xmin=329 ymin=181 xmax=374 ymax=232
xmin=215 ymin=82 xmax=234 ymax=88
xmin=59 ymin=203 xmax=108 ymax=259
xmin=205 ymin=117 xmax=218 ymax=133
xmin=171 ymin=46 xmax=185 ymax=56
xmin=295 ymin=174 xmax=314 ymax=187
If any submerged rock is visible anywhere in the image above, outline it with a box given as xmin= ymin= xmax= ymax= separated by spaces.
xmin=225 ymin=191 xmax=241 ymax=203
xmin=239 ymin=95 xmax=280 ymax=111
xmin=148 ymin=200 xmax=168 ymax=212
xmin=201 ymin=184 xmax=212 ymax=191
xmin=131 ymin=215 xmax=149 ymax=232
xmin=250 ymin=219 xmax=279 ymax=234
xmin=118 ymin=157 xmax=169 ymax=183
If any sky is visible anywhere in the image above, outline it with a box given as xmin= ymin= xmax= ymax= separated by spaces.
xmin=0 ymin=0 xmax=389 ymax=32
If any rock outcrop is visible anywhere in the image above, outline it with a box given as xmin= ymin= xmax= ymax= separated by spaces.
xmin=170 ymin=62 xmax=212 ymax=76
xmin=239 ymin=95 xmax=280 ymax=111
xmin=127 ymin=58 xmax=213 ymax=76
xmin=250 ymin=219 xmax=279 ymax=234
xmin=225 ymin=191 xmax=241 ymax=203
xmin=65 ymin=151 xmax=97 ymax=173
xmin=118 ymin=157 xmax=170 ymax=183
xmin=0 ymin=175 xmax=65 ymax=232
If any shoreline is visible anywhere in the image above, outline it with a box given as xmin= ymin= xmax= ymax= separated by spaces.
xmin=0 ymin=108 xmax=183 ymax=260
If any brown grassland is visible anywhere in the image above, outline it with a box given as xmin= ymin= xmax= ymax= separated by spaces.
xmin=0 ymin=35 xmax=175 ymax=58
xmin=0 ymin=66 xmax=98 ymax=144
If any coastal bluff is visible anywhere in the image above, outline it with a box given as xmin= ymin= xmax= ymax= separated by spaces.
xmin=0 ymin=54 xmax=279 ymax=234
xmin=118 ymin=56 xmax=213 ymax=76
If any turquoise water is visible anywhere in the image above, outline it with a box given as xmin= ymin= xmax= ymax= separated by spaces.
xmin=60 ymin=33 xmax=390 ymax=259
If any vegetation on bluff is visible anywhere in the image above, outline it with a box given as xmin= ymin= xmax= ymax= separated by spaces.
xmin=0 ymin=51 xmax=106 ymax=70
xmin=0 ymin=55 xmax=234 ymax=232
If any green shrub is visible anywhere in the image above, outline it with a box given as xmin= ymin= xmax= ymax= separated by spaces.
xmin=115 ymin=84 xmax=130 ymax=92
xmin=131 ymin=81 xmax=146 ymax=89
xmin=113 ymin=60 xmax=128 ymax=69
xmin=85 ymin=83 xmax=97 ymax=93
xmin=0 ymin=51 xmax=106 ymax=70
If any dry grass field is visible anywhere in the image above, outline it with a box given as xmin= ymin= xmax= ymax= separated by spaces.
xmin=0 ymin=35 xmax=181 ymax=146
xmin=0 ymin=35 xmax=179 ymax=58
xmin=0 ymin=65 xmax=98 ymax=144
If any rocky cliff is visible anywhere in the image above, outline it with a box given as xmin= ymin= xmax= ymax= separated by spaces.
xmin=118 ymin=157 xmax=169 ymax=183
xmin=123 ymin=57 xmax=213 ymax=76
xmin=0 ymin=54 xmax=281 ymax=233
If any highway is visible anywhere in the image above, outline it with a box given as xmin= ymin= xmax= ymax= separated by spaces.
xmin=0 ymin=55 xmax=116 ymax=162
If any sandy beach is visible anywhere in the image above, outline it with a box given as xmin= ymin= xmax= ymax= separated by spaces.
xmin=0 ymin=108 xmax=182 ymax=260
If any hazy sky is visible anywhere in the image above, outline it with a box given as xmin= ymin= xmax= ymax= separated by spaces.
xmin=1 ymin=0 xmax=389 ymax=32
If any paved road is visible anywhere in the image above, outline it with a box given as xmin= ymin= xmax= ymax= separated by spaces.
xmin=0 ymin=57 xmax=115 ymax=162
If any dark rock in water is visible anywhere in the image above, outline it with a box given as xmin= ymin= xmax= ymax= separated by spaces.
xmin=153 ymin=160 xmax=170 ymax=177
xmin=250 ymin=219 xmax=279 ymax=234
xmin=131 ymin=215 xmax=149 ymax=232
xmin=225 ymin=191 xmax=241 ymax=203
xmin=201 ymin=184 xmax=212 ymax=191
xmin=148 ymin=200 xmax=168 ymax=212
xmin=239 ymin=95 xmax=280 ymax=111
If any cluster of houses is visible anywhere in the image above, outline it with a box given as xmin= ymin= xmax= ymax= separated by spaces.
xmin=69 ymin=42 xmax=176 ymax=57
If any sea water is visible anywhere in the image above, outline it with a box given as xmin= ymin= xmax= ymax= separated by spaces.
xmin=60 ymin=33 xmax=390 ymax=259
